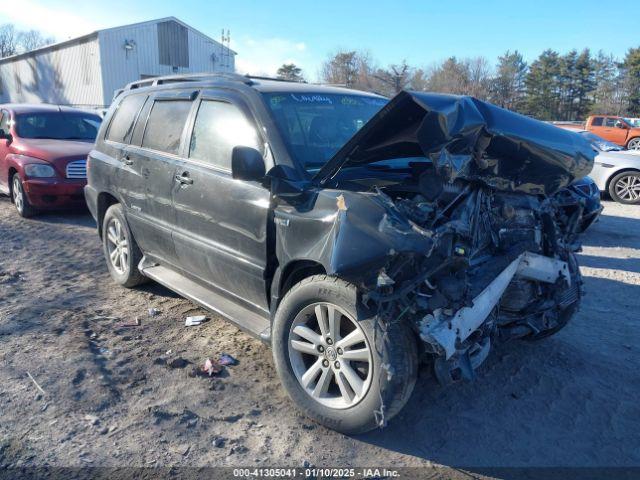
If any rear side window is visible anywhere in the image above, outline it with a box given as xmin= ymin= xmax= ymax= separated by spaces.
xmin=106 ymin=94 xmax=146 ymax=143
xmin=142 ymin=100 xmax=192 ymax=155
xmin=188 ymin=100 xmax=260 ymax=170
xmin=591 ymin=117 xmax=603 ymax=126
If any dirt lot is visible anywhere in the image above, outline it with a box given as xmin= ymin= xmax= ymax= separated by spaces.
xmin=1 ymin=196 xmax=639 ymax=475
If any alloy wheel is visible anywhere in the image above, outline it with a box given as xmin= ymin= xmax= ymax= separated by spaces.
xmin=288 ymin=302 xmax=373 ymax=409
xmin=614 ymin=174 xmax=640 ymax=202
xmin=12 ymin=176 xmax=24 ymax=214
xmin=628 ymin=138 xmax=640 ymax=151
xmin=106 ymin=218 xmax=129 ymax=275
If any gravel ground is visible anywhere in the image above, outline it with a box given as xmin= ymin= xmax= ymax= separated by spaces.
xmin=0 ymin=196 xmax=639 ymax=477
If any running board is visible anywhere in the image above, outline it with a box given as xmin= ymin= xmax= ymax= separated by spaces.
xmin=139 ymin=263 xmax=271 ymax=343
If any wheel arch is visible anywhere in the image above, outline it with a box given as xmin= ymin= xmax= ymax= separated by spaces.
xmin=625 ymin=136 xmax=640 ymax=149
xmin=277 ymin=259 xmax=327 ymax=305
xmin=96 ymin=192 xmax=120 ymax=238
xmin=605 ymin=167 xmax=640 ymax=194
xmin=7 ymin=167 xmax=18 ymax=197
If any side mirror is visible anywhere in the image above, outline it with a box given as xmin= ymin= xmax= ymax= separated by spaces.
xmin=231 ymin=146 xmax=266 ymax=181
xmin=615 ymin=121 xmax=627 ymax=129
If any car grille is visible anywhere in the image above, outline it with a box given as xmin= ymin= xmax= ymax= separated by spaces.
xmin=66 ymin=159 xmax=87 ymax=179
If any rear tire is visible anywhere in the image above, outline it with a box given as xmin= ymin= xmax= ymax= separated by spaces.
xmin=272 ymin=275 xmax=418 ymax=434
xmin=626 ymin=137 xmax=640 ymax=151
xmin=608 ymin=171 xmax=640 ymax=204
xmin=11 ymin=174 xmax=37 ymax=218
xmin=102 ymin=204 xmax=147 ymax=288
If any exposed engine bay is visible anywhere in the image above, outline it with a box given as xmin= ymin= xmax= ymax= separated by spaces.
xmin=273 ymin=91 xmax=596 ymax=389
xmin=361 ymin=165 xmax=585 ymax=384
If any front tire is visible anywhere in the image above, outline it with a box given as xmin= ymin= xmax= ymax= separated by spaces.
xmin=272 ymin=275 xmax=417 ymax=434
xmin=608 ymin=171 xmax=640 ymax=204
xmin=102 ymin=204 xmax=147 ymax=287
xmin=11 ymin=174 xmax=37 ymax=218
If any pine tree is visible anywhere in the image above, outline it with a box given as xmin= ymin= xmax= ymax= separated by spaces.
xmin=621 ymin=47 xmax=640 ymax=115
xmin=524 ymin=50 xmax=562 ymax=120
xmin=276 ymin=63 xmax=305 ymax=82
xmin=492 ymin=50 xmax=528 ymax=111
xmin=592 ymin=51 xmax=625 ymax=115
xmin=573 ymin=49 xmax=595 ymax=119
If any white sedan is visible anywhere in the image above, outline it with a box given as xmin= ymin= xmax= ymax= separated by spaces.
xmin=576 ymin=130 xmax=640 ymax=204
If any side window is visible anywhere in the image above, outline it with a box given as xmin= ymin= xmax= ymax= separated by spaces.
xmin=604 ymin=117 xmax=618 ymax=127
xmin=141 ymin=99 xmax=192 ymax=155
xmin=189 ymin=100 xmax=260 ymax=170
xmin=105 ymin=94 xmax=147 ymax=143
xmin=591 ymin=117 xmax=603 ymax=127
xmin=0 ymin=110 xmax=10 ymax=133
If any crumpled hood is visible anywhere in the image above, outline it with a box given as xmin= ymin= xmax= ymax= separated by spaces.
xmin=315 ymin=91 xmax=595 ymax=196
xmin=13 ymin=138 xmax=93 ymax=163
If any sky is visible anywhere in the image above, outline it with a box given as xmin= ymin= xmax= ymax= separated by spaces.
xmin=2 ymin=0 xmax=638 ymax=79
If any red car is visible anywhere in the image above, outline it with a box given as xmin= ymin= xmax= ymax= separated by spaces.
xmin=0 ymin=104 xmax=102 ymax=217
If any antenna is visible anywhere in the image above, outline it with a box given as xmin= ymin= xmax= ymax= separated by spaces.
xmin=220 ymin=29 xmax=231 ymax=71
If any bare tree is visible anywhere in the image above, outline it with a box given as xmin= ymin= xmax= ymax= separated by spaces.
xmin=17 ymin=30 xmax=55 ymax=53
xmin=321 ymin=50 xmax=361 ymax=87
xmin=373 ymin=61 xmax=413 ymax=96
xmin=320 ymin=50 xmax=380 ymax=92
xmin=466 ymin=57 xmax=492 ymax=100
xmin=423 ymin=57 xmax=470 ymax=94
xmin=0 ymin=24 xmax=18 ymax=58
xmin=408 ymin=68 xmax=429 ymax=91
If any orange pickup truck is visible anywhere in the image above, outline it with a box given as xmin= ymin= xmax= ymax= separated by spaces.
xmin=585 ymin=115 xmax=640 ymax=150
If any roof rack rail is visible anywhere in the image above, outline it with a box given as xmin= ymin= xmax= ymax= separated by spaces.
xmin=123 ymin=72 xmax=254 ymax=91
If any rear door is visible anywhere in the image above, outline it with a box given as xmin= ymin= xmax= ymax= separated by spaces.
xmin=588 ymin=116 xmax=608 ymax=141
xmin=105 ymin=93 xmax=149 ymax=220
xmin=129 ymin=90 xmax=196 ymax=266
xmin=172 ymin=91 xmax=272 ymax=312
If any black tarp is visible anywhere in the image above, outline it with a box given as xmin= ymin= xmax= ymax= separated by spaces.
xmin=315 ymin=91 xmax=595 ymax=196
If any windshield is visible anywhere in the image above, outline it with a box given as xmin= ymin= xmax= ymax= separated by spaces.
xmin=15 ymin=112 xmax=102 ymax=140
xmin=578 ymin=131 xmax=623 ymax=152
xmin=263 ymin=92 xmax=387 ymax=172
xmin=625 ymin=118 xmax=640 ymax=127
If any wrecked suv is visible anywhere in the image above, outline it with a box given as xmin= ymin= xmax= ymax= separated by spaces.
xmin=85 ymin=74 xmax=594 ymax=434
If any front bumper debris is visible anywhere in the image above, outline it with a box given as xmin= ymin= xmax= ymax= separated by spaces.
xmin=419 ymin=252 xmax=569 ymax=360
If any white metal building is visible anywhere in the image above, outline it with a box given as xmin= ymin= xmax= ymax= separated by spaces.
xmin=0 ymin=17 xmax=236 ymax=109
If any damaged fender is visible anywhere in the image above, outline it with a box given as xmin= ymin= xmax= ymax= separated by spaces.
xmin=273 ymin=189 xmax=434 ymax=290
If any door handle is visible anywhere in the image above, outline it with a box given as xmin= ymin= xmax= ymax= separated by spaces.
xmin=123 ymin=155 xmax=133 ymax=165
xmin=175 ymin=173 xmax=193 ymax=185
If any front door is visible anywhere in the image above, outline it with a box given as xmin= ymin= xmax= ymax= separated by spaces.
xmin=172 ymin=93 xmax=272 ymax=312
xmin=0 ymin=109 xmax=12 ymax=194
xmin=600 ymin=117 xmax=629 ymax=146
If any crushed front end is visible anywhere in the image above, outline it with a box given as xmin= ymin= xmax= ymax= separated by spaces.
xmin=310 ymin=91 xmax=596 ymax=386
xmin=365 ymin=178 xmax=583 ymax=385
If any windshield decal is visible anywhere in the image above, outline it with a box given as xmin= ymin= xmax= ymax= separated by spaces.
xmin=290 ymin=94 xmax=333 ymax=104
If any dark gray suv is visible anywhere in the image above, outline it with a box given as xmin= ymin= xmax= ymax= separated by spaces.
xmin=86 ymin=73 xmax=594 ymax=433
